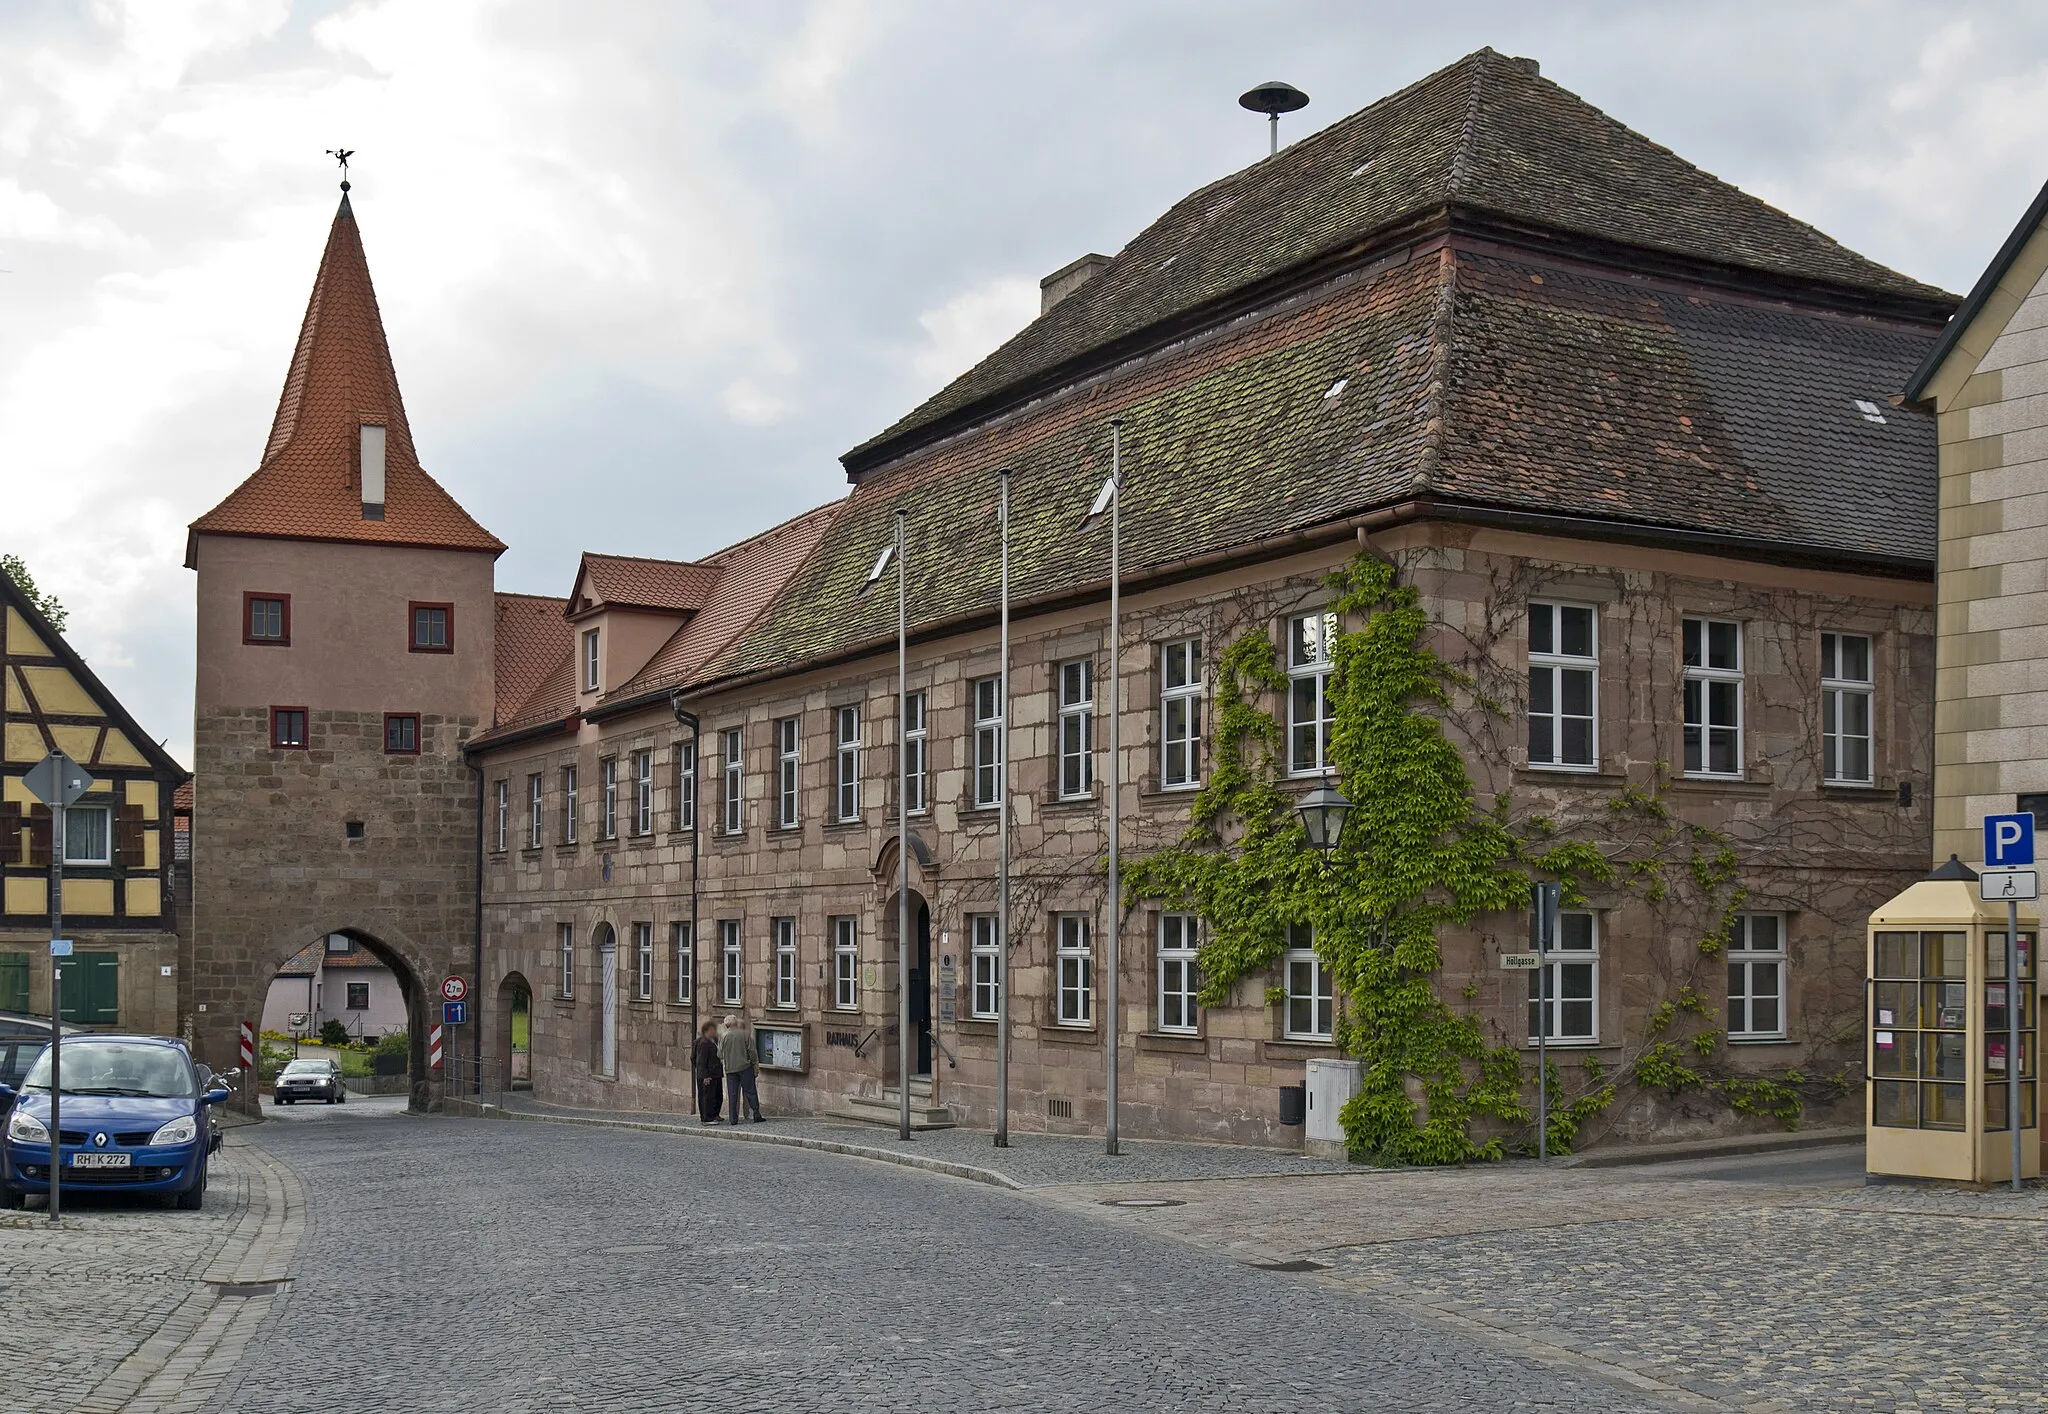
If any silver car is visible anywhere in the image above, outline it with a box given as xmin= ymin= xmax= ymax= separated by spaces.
xmin=272 ymin=1058 xmax=346 ymax=1105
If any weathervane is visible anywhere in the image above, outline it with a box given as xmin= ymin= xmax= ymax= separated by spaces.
xmin=325 ymin=147 xmax=355 ymax=192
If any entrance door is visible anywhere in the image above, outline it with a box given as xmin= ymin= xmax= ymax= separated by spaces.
xmin=909 ymin=902 xmax=933 ymax=1076
xmin=599 ymin=938 xmax=618 ymax=1079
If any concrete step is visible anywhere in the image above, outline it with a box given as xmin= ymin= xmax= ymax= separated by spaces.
xmin=838 ymin=1089 xmax=955 ymax=1131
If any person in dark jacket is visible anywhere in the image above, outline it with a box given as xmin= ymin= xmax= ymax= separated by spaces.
xmin=693 ymin=1020 xmax=723 ymax=1124
xmin=717 ymin=1015 xmax=765 ymax=1124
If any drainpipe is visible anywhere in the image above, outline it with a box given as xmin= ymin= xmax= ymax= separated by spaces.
xmin=668 ymin=692 xmax=701 ymax=1114
xmin=472 ymin=760 xmax=484 ymax=1098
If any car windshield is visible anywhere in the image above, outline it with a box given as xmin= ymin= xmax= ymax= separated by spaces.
xmin=282 ymin=1060 xmax=329 ymax=1074
xmin=21 ymin=1041 xmax=195 ymax=1098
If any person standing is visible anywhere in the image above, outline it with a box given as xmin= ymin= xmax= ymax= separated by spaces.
xmin=717 ymin=1014 xmax=764 ymax=1124
xmin=693 ymin=1019 xmax=723 ymax=1124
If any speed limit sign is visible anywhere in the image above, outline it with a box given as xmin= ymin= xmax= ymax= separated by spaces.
xmin=441 ymin=976 xmax=468 ymax=1003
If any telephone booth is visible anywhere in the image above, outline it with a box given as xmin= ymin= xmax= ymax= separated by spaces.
xmin=1867 ymin=858 xmax=2039 ymax=1183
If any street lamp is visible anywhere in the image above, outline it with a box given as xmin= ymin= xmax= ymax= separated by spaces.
xmin=1297 ymin=777 xmax=1352 ymax=856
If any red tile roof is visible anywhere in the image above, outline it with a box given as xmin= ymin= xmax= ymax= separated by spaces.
xmin=573 ymin=554 xmax=721 ymax=615
xmin=493 ymin=592 xmax=572 ymax=724
xmin=172 ymin=781 xmax=194 ymax=813
xmin=186 ymin=194 xmax=504 ymax=565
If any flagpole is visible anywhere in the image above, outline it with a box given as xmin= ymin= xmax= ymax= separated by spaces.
xmin=996 ymin=468 xmax=1012 ymax=1148
xmin=896 ymin=507 xmax=911 ymax=1143
xmin=1106 ymin=420 xmax=1122 ymax=1158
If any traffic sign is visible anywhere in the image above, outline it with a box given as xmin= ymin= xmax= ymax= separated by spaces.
xmin=1499 ymin=952 xmax=1542 ymax=970
xmin=440 ymin=975 xmax=468 ymax=1003
xmin=1986 ymin=813 xmax=2036 ymax=868
xmin=288 ymin=1012 xmax=310 ymax=1030
xmin=442 ymin=999 xmax=467 ymax=1026
xmin=1981 ymin=869 xmax=2041 ymax=902
xmin=22 ymin=751 xmax=93 ymax=808
xmin=48 ymin=939 xmax=72 ymax=957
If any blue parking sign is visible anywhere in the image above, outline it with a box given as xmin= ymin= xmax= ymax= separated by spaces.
xmin=442 ymin=999 xmax=467 ymax=1026
xmin=1986 ymin=813 xmax=2036 ymax=868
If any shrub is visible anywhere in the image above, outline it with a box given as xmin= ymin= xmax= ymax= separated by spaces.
xmin=374 ymin=1029 xmax=409 ymax=1060
xmin=319 ymin=1019 xmax=350 ymax=1047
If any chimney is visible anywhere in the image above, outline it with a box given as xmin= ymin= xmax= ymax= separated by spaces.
xmin=1040 ymin=253 xmax=1110 ymax=315
xmin=360 ymin=423 xmax=386 ymax=520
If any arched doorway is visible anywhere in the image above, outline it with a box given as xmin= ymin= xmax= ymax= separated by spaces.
xmin=250 ymin=926 xmax=429 ymax=1110
xmin=495 ymin=971 xmax=532 ymax=1091
xmin=881 ymin=891 xmax=933 ymax=1079
xmin=591 ymin=923 xmax=618 ymax=1080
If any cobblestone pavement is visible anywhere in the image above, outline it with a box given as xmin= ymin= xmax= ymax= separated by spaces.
xmin=0 ymin=1139 xmax=304 ymax=1414
xmin=208 ymin=1108 xmax=1682 ymax=1413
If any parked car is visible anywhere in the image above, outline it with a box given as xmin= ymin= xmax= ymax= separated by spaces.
xmin=273 ymin=1058 xmax=346 ymax=1105
xmin=0 ymin=1013 xmax=85 ymax=1101
xmin=0 ymin=1035 xmax=230 ymax=1210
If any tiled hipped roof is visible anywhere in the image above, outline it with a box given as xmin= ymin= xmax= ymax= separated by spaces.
xmin=493 ymin=592 xmax=572 ymax=724
xmin=186 ymin=194 xmax=504 ymax=563
xmin=848 ymin=48 xmax=1949 ymax=470
xmin=573 ymin=554 xmax=721 ymax=615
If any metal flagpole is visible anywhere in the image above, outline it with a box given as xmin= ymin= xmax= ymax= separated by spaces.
xmin=2010 ymin=898 xmax=2023 ymax=1192
xmin=896 ymin=508 xmax=912 ymax=1144
xmin=996 ymin=469 xmax=1012 ymax=1148
xmin=1106 ymin=420 xmax=1123 ymax=1158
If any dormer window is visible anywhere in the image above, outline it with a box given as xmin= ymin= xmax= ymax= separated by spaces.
xmin=583 ymin=628 xmax=600 ymax=692
xmin=360 ymin=423 xmax=387 ymax=520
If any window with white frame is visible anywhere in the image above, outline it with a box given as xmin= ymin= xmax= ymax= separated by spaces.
xmin=973 ymin=676 xmax=1004 ymax=808
xmin=1057 ymin=659 xmax=1093 ymax=799
xmin=1528 ymin=602 xmax=1597 ymax=770
xmin=527 ymin=773 xmax=543 ymax=849
xmin=582 ymin=627 xmax=600 ymax=692
xmin=832 ymin=917 xmax=859 ymax=1010
xmin=1287 ymin=611 xmax=1338 ymax=776
xmin=1161 ymin=638 xmax=1203 ymax=789
xmin=561 ymin=765 xmax=579 ymax=845
xmin=633 ymin=922 xmax=654 ymax=1000
xmin=493 ymin=779 xmax=508 ymax=851
xmin=1527 ymin=911 xmax=1599 ymax=1043
xmin=1683 ymin=617 xmax=1744 ymax=777
xmin=1821 ymin=632 xmax=1874 ymax=785
xmin=903 ymin=691 xmax=928 ymax=815
xmin=675 ymin=740 xmax=696 ymax=831
xmin=773 ymin=916 xmax=797 ymax=1008
xmin=672 ymin=921 xmax=693 ymax=1004
xmin=559 ymin=922 xmax=574 ymax=998
xmin=834 ymin=705 xmax=861 ymax=822
xmin=970 ymin=913 xmax=1001 ymax=1019
xmin=62 ymin=805 xmax=111 ymax=866
xmin=599 ymin=757 xmax=618 ymax=839
xmin=1727 ymin=913 xmax=1787 ymax=1039
xmin=775 ymin=717 xmax=800 ymax=829
xmin=1056 ymin=913 xmax=1092 ymax=1026
xmin=721 ymin=728 xmax=743 ymax=835
xmin=720 ymin=919 xmax=742 ymax=1005
xmin=633 ymin=750 xmax=653 ymax=834
xmin=1158 ymin=914 xmax=1200 ymax=1034
xmin=1283 ymin=924 xmax=1333 ymax=1040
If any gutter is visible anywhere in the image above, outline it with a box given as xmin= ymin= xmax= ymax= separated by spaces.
xmin=470 ymin=757 xmax=484 ymax=1099
xmin=463 ymin=711 xmax=581 ymax=759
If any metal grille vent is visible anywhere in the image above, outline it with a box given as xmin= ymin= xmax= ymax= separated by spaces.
xmin=1047 ymin=1098 xmax=1073 ymax=1119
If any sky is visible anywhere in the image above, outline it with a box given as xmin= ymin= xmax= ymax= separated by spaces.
xmin=6 ymin=0 xmax=2048 ymax=767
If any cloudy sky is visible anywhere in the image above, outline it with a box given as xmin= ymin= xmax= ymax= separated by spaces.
xmin=6 ymin=0 xmax=2048 ymax=766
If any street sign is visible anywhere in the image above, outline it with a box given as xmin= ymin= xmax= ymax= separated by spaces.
xmin=48 ymin=939 xmax=72 ymax=957
xmin=1986 ymin=813 xmax=2036 ymax=868
xmin=1981 ymin=869 xmax=2041 ymax=902
xmin=288 ymin=1012 xmax=310 ymax=1030
xmin=1499 ymin=952 xmax=1542 ymax=970
xmin=441 ymin=976 xmax=468 ymax=1003
xmin=442 ymin=999 xmax=467 ymax=1026
xmin=1530 ymin=881 xmax=1561 ymax=953
xmin=22 ymin=750 xmax=93 ymax=808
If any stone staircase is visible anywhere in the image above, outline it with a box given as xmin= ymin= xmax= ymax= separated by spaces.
xmin=837 ymin=1076 xmax=955 ymax=1131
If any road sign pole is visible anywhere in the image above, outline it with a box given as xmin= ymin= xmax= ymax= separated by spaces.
xmin=48 ymin=798 xmax=62 ymax=1226
xmin=2012 ymin=897 xmax=2024 ymax=1194
xmin=1531 ymin=883 xmax=1547 ymax=1162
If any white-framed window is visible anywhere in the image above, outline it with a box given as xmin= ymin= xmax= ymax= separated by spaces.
xmin=970 ymin=913 xmax=1001 ymax=1019
xmin=1057 ymin=658 xmax=1093 ymax=799
xmin=60 ymin=804 xmax=111 ymax=866
xmin=676 ymin=740 xmax=696 ymax=831
xmin=834 ymin=705 xmax=861 ymax=823
xmin=562 ymin=765 xmax=579 ymax=845
xmin=1283 ymin=924 xmax=1333 ymax=1040
xmin=1727 ymin=913 xmax=1787 ymax=1040
xmin=1157 ymin=914 xmax=1200 ymax=1034
xmin=1528 ymin=602 xmax=1597 ymax=771
xmin=973 ymin=676 xmax=1004 ymax=808
xmin=633 ymin=921 xmax=654 ymax=1000
xmin=1683 ymin=617 xmax=1744 ymax=777
xmin=773 ymin=916 xmax=797 ymax=1008
xmin=1821 ymin=632 xmax=1874 ymax=785
xmin=582 ymin=627 xmax=600 ymax=692
xmin=721 ymin=728 xmax=743 ymax=835
xmin=1056 ymin=913 xmax=1092 ymax=1026
xmin=527 ymin=773 xmax=542 ymax=848
xmin=832 ymin=917 xmax=859 ymax=1010
xmin=493 ymin=779 xmax=508 ymax=852
xmin=1161 ymin=637 xmax=1203 ymax=790
xmin=775 ymin=717 xmax=800 ymax=830
xmin=720 ymin=919 xmax=742 ymax=1006
xmin=633 ymin=750 xmax=653 ymax=835
xmin=672 ymin=922 xmax=693 ymax=1004
xmin=903 ymin=691 xmax=928 ymax=815
xmin=1528 ymin=911 xmax=1599 ymax=1043
xmin=1287 ymin=610 xmax=1338 ymax=776
xmin=599 ymin=756 xmax=618 ymax=840
xmin=559 ymin=922 xmax=574 ymax=999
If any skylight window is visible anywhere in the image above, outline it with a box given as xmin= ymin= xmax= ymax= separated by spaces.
xmin=1350 ymin=160 xmax=1374 ymax=178
xmin=1854 ymin=399 xmax=1887 ymax=425
xmin=1158 ymin=254 xmax=1178 ymax=270
xmin=1323 ymin=377 xmax=1349 ymax=400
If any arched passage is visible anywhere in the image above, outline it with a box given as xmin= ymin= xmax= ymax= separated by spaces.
xmin=237 ymin=922 xmax=435 ymax=1113
xmin=879 ymin=890 xmax=933 ymax=1078
xmin=493 ymin=971 xmax=532 ymax=1092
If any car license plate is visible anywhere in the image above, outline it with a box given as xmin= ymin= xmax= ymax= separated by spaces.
xmin=70 ymin=1152 xmax=131 ymax=1169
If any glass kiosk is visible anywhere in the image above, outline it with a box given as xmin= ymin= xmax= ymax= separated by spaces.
xmin=1867 ymin=858 xmax=2039 ymax=1184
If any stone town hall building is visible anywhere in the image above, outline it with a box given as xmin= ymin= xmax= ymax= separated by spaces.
xmin=189 ymin=52 xmax=1956 ymax=1148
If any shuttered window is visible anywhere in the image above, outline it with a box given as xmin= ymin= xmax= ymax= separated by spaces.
xmin=58 ymin=953 xmax=119 ymax=1025
xmin=0 ymin=954 xmax=28 ymax=1013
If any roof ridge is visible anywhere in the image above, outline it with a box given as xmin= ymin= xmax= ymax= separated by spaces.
xmin=1445 ymin=47 xmax=1494 ymax=199
xmin=582 ymin=550 xmax=707 ymax=568
xmin=495 ymin=590 xmax=570 ymax=604
xmin=702 ymin=495 xmax=847 ymax=564
xmin=1412 ymin=247 xmax=1460 ymax=492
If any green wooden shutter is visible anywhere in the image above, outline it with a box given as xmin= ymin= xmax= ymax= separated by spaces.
xmin=0 ymin=954 xmax=28 ymax=1013
xmin=57 ymin=954 xmax=119 ymax=1025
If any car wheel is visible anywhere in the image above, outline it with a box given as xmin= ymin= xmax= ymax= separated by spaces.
xmin=327 ymin=1092 xmax=337 ymax=1104
xmin=0 ymin=1187 xmax=21 ymax=1211
xmin=175 ymin=1166 xmax=207 ymax=1211
xmin=337 ymin=1092 xmax=346 ymax=1104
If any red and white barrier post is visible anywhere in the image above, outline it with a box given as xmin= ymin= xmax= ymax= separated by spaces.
xmin=428 ymin=1024 xmax=444 ymax=1073
xmin=238 ymin=1020 xmax=256 ymax=1070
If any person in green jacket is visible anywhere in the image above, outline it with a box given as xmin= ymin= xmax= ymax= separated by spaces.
xmin=717 ymin=1015 xmax=764 ymax=1124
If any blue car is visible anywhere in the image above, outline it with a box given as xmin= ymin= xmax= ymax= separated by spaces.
xmin=0 ymin=1035 xmax=231 ymax=1210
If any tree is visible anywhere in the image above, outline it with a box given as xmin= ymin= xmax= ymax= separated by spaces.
xmin=0 ymin=554 xmax=67 ymax=633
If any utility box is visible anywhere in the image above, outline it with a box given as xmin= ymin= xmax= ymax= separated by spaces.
xmin=1304 ymin=1058 xmax=1361 ymax=1159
